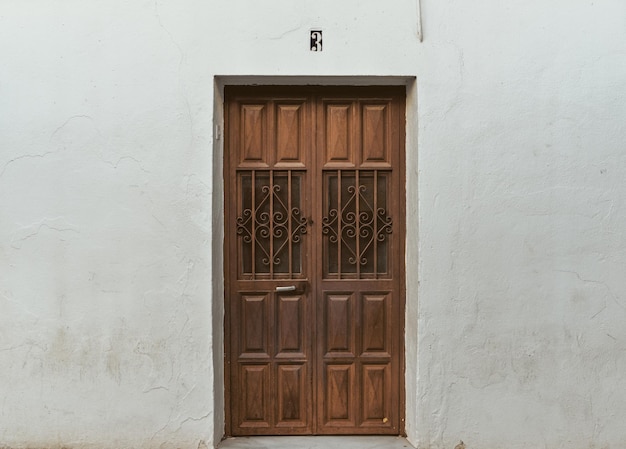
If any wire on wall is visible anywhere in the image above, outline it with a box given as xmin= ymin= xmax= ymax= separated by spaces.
xmin=416 ymin=0 xmax=423 ymax=41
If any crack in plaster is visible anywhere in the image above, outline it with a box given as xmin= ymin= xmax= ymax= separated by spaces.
xmin=154 ymin=1 xmax=185 ymax=70
xmin=11 ymin=222 xmax=80 ymax=249
xmin=184 ymin=173 xmax=211 ymax=197
xmin=179 ymin=386 xmax=197 ymax=404
xmin=153 ymin=0 xmax=194 ymax=148
xmin=151 ymin=214 xmax=168 ymax=230
xmin=432 ymin=40 xmax=466 ymax=119
xmin=179 ymin=259 xmax=195 ymax=300
xmin=149 ymin=395 xmax=191 ymax=445
xmin=1 ymin=293 xmax=41 ymax=320
xmin=49 ymin=114 xmax=98 ymax=141
xmin=143 ymin=385 xmax=170 ymax=394
xmin=555 ymin=269 xmax=626 ymax=311
xmin=0 ymin=344 xmax=27 ymax=353
xmin=21 ymin=340 xmax=48 ymax=369
xmin=134 ymin=344 xmax=175 ymax=395
xmin=267 ymin=24 xmax=305 ymax=41
xmin=590 ymin=303 xmax=607 ymax=319
xmin=0 ymin=152 xmax=56 ymax=179
xmin=101 ymin=155 xmax=151 ymax=174
xmin=175 ymin=410 xmax=212 ymax=433
xmin=150 ymin=415 xmax=174 ymax=444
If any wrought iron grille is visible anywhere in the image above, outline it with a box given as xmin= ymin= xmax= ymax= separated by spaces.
xmin=236 ymin=170 xmax=307 ymax=279
xmin=322 ymin=170 xmax=393 ymax=279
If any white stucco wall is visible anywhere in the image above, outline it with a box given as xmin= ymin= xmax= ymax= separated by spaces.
xmin=1 ymin=1 xmax=626 ymax=448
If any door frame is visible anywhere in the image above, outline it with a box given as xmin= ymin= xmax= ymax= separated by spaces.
xmin=211 ymin=76 xmax=419 ymax=445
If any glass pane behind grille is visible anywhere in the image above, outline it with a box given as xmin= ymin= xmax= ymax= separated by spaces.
xmin=237 ymin=171 xmax=306 ymax=279
xmin=322 ymin=170 xmax=392 ymax=279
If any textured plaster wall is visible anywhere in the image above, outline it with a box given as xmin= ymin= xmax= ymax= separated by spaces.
xmin=1 ymin=1 xmax=626 ymax=449
xmin=414 ymin=2 xmax=626 ymax=448
xmin=1 ymin=2 xmax=216 ymax=448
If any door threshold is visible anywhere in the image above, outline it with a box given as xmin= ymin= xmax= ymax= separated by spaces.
xmin=218 ymin=435 xmax=415 ymax=449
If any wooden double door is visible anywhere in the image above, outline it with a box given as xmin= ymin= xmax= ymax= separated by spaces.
xmin=225 ymin=86 xmax=405 ymax=436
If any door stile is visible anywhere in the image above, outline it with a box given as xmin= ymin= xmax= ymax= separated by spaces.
xmin=250 ymin=170 xmax=255 ymax=279
xmin=373 ymin=169 xmax=378 ymax=278
xmin=224 ymin=94 xmax=232 ymax=437
xmin=391 ymin=91 xmax=406 ymax=435
xmin=302 ymin=92 xmax=316 ymax=434
xmin=287 ymin=171 xmax=292 ymax=279
xmin=337 ymin=170 xmax=342 ymax=279
xmin=310 ymin=92 xmax=321 ymax=435
xmin=268 ymin=170 xmax=274 ymax=278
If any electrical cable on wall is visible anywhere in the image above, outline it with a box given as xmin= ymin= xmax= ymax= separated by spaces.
xmin=417 ymin=0 xmax=423 ymax=41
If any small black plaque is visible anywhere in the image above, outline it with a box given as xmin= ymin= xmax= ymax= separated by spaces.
xmin=310 ymin=30 xmax=322 ymax=52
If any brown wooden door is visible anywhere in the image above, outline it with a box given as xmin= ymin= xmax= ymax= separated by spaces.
xmin=225 ymin=86 xmax=405 ymax=436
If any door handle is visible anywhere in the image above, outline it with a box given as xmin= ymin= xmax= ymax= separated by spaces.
xmin=275 ymin=285 xmax=297 ymax=292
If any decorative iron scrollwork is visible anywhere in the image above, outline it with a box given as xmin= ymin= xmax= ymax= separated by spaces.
xmin=322 ymin=171 xmax=392 ymax=277
xmin=236 ymin=171 xmax=306 ymax=276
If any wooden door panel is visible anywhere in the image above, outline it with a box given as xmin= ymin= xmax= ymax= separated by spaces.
xmin=239 ymin=364 xmax=270 ymax=427
xmin=324 ymin=293 xmax=355 ymax=356
xmin=325 ymin=364 xmax=355 ymax=425
xmin=240 ymin=103 xmax=269 ymax=167
xmin=276 ymin=294 xmax=306 ymax=357
xmin=275 ymin=101 xmax=307 ymax=167
xmin=323 ymin=102 xmax=355 ymax=166
xmin=226 ymin=86 xmax=404 ymax=436
xmin=276 ymin=364 xmax=307 ymax=427
xmin=240 ymin=294 xmax=270 ymax=357
xmin=360 ymin=101 xmax=393 ymax=167
xmin=361 ymin=293 xmax=392 ymax=356
xmin=361 ymin=363 xmax=392 ymax=425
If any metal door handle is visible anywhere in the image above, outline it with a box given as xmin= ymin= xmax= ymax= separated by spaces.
xmin=275 ymin=285 xmax=296 ymax=292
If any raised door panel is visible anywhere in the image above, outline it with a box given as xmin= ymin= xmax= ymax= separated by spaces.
xmin=361 ymin=293 xmax=392 ymax=356
xmin=238 ymin=364 xmax=271 ymax=428
xmin=275 ymin=102 xmax=307 ymax=167
xmin=324 ymin=364 xmax=355 ymax=426
xmin=240 ymin=294 xmax=270 ymax=358
xmin=361 ymin=363 xmax=393 ymax=428
xmin=276 ymin=294 xmax=306 ymax=357
xmin=240 ymin=103 xmax=270 ymax=167
xmin=276 ymin=364 xmax=308 ymax=427
xmin=360 ymin=102 xmax=392 ymax=168
xmin=325 ymin=293 xmax=355 ymax=356
xmin=323 ymin=102 xmax=356 ymax=167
